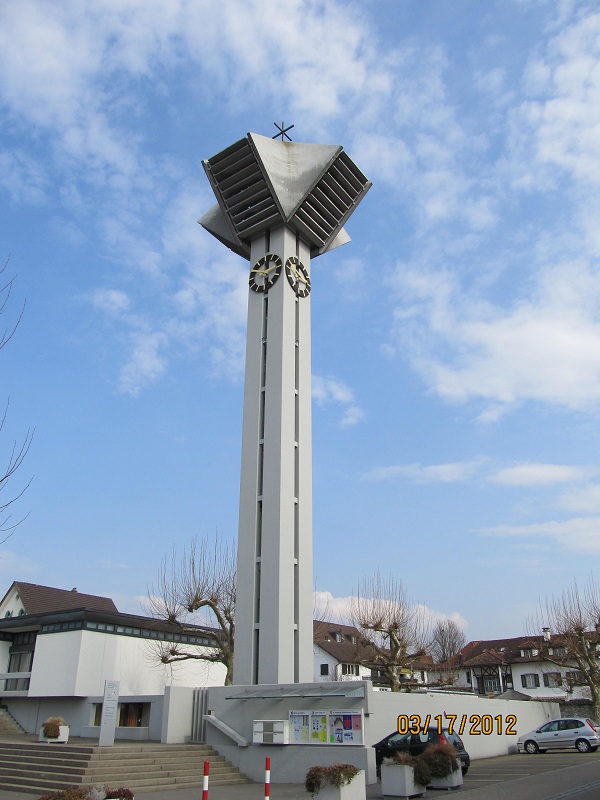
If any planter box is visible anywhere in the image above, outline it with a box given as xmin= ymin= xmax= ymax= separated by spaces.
xmin=381 ymin=764 xmax=426 ymax=798
xmin=428 ymin=767 xmax=463 ymax=789
xmin=317 ymin=770 xmax=366 ymax=800
xmin=39 ymin=725 xmax=70 ymax=744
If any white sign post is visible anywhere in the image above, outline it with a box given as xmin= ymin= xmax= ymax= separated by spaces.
xmin=99 ymin=679 xmax=120 ymax=747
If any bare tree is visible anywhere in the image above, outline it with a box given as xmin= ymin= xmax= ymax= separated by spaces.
xmin=429 ymin=619 xmax=466 ymax=664
xmin=147 ymin=535 xmax=235 ymax=684
xmin=0 ymin=258 xmax=33 ymax=543
xmin=348 ymin=572 xmax=431 ymax=692
xmin=528 ymin=578 xmax=600 ymax=721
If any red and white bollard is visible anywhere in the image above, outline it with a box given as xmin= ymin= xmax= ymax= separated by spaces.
xmin=264 ymin=756 xmax=271 ymax=800
xmin=202 ymin=760 xmax=210 ymax=800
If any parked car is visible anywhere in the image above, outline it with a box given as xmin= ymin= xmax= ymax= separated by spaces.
xmin=517 ymin=717 xmax=600 ymax=754
xmin=373 ymin=727 xmax=470 ymax=774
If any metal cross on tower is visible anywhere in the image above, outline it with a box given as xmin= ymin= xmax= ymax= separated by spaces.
xmin=199 ymin=132 xmax=371 ymax=685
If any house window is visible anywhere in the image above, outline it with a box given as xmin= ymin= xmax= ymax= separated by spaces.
xmin=566 ymin=670 xmax=585 ymax=685
xmin=521 ymin=648 xmax=538 ymax=658
xmin=320 ymin=663 xmax=329 ymax=676
xmin=341 ymin=663 xmax=359 ymax=676
xmin=521 ymin=673 xmax=540 ymax=689
xmin=543 ymin=672 xmax=562 ymax=688
xmin=550 ymin=647 xmax=566 ymax=657
xmin=119 ymin=703 xmax=150 ymax=728
xmin=92 ymin=703 xmax=150 ymax=728
xmin=465 ymin=670 xmax=471 ymax=683
xmin=4 ymin=651 xmax=33 ymax=691
xmin=483 ymin=675 xmax=500 ymax=693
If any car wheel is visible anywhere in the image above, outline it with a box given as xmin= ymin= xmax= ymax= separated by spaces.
xmin=576 ymin=739 xmax=592 ymax=753
xmin=524 ymin=740 xmax=539 ymax=754
xmin=591 ymin=747 xmax=598 ymax=752
xmin=461 ymin=766 xmax=469 ymax=775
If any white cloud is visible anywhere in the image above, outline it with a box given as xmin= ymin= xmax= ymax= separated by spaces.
xmin=558 ymin=484 xmax=600 ymax=514
xmin=118 ymin=331 xmax=168 ymax=397
xmin=313 ymin=590 xmax=468 ymax=632
xmin=90 ymin=288 xmax=131 ymax=316
xmin=489 ymin=463 xmax=595 ymax=487
xmin=482 ymin=517 xmax=600 ymax=554
xmin=0 ymin=550 xmax=39 ymax=579
xmin=363 ymin=460 xmax=483 ymax=484
xmin=312 ymin=375 xmax=365 ymax=427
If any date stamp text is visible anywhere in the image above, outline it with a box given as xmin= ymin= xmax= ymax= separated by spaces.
xmin=397 ymin=713 xmax=517 ymax=736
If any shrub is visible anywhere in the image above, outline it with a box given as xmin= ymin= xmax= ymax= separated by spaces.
xmin=422 ymin=742 xmax=459 ymax=777
xmin=37 ymin=786 xmax=133 ymax=800
xmin=305 ymin=763 xmax=361 ymax=795
xmin=105 ymin=790 xmax=134 ymax=800
xmin=41 ymin=717 xmax=66 ymax=738
xmin=391 ymin=751 xmax=432 ymax=787
xmin=37 ymin=789 xmax=90 ymax=800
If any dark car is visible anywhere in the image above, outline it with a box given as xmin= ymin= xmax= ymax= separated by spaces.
xmin=373 ymin=727 xmax=470 ymax=775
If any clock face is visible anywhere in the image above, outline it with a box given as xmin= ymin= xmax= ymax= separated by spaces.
xmin=249 ymin=254 xmax=282 ymax=293
xmin=285 ymin=257 xmax=311 ymax=298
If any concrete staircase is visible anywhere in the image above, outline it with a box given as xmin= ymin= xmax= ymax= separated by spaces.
xmin=0 ymin=707 xmax=26 ymax=736
xmin=0 ymin=741 xmax=251 ymax=795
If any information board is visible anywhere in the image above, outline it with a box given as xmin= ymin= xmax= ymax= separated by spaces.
xmin=289 ymin=710 xmax=363 ymax=745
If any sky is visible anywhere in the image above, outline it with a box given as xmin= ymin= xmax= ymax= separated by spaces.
xmin=1 ymin=0 xmax=600 ymax=643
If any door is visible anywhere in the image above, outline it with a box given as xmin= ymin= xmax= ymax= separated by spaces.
xmin=536 ymin=720 xmax=561 ymax=750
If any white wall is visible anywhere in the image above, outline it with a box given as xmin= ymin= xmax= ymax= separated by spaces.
xmin=313 ymin=645 xmax=340 ymax=682
xmin=0 ymin=639 xmax=11 ymax=672
xmin=28 ymin=630 xmax=226 ymax=697
xmin=367 ymin=690 xmax=558 ymax=759
xmin=204 ymin=681 xmax=559 ymax=785
xmin=0 ymin=586 xmax=25 ymax=619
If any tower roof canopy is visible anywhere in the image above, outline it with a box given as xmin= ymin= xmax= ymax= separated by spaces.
xmin=199 ymin=133 xmax=370 ymax=259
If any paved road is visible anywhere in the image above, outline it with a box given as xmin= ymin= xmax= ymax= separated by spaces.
xmin=2 ymin=751 xmax=600 ymax=800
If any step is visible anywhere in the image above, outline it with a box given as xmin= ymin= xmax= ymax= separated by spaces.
xmin=0 ymin=741 xmax=251 ymax=792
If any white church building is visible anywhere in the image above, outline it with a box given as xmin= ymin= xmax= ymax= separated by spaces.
xmin=0 ymin=581 xmax=226 ymax=740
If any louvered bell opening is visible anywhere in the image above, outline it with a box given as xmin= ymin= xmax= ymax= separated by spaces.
xmin=206 ymin=139 xmax=281 ymax=240
xmin=292 ymin=152 xmax=371 ymax=248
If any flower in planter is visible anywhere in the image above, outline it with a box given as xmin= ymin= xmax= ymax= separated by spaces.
xmin=104 ymin=788 xmax=134 ymax=800
xmin=304 ymin=763 xmax=361 ymax=796
xmin=390 ymin=751 xmax=432 ymax=787
xmin=421 ymin=742 xmax=460 ymax=777
xmin=41 ymin=717 xmax=66 ymax=738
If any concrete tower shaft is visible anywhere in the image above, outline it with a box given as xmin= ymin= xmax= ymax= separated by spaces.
xmin=200 ymin=132 xmax=370 ymax=685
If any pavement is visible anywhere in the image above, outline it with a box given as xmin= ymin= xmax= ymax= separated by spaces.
xmin=3 ymin=751 xmax=600 ymax=800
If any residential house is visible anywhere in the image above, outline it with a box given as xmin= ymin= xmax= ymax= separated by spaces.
xmin=432 ymin=634 xmax=592 ymax=701
xmin=313 ymin=620 xmax=431 ymax=689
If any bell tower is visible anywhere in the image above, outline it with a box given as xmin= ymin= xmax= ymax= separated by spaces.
xmin=200 ymin=131 xmax=370 ymax=685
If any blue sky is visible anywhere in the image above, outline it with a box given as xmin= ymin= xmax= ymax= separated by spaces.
xmin=1 ymin=0 xmax=600 ymax=642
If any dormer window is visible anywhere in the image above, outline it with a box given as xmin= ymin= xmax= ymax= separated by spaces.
xmin=334 ymin=632 xmax=342 ymax=642
xmin=521 ymin=648 xmax=538 ymax=658
xmin=550 ymin=647 xmax=566 ymax=657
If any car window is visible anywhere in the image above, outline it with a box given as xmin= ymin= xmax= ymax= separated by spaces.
xmin=587 ymin=719 xmax=600 ymax=728
xmin=558 ymin=720 xmax=575 ymax=730
xmin=540 ymin=721 xmax=559 ymax=732
xmin=387 ymin=732 xmax=409 ymax=745
xmin=446 ymin=731 xmax=463 ymax=748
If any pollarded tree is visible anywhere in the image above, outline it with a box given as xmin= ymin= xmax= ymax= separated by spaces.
xmin=348 ymin=572 xmax=431 ymax=692
xmin=0 ymin=258 xmax=33 ymax=543
xmin=529 ymin=578 xmax=600 ymax=721
xmin=429 ymin=619 xmax=466 ymax=664
xmin=147 ymin=535 xmax=235 ymax=684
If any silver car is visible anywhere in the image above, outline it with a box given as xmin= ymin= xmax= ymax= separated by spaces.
xmin=518 ymin=717 xmax=600 ymax=754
